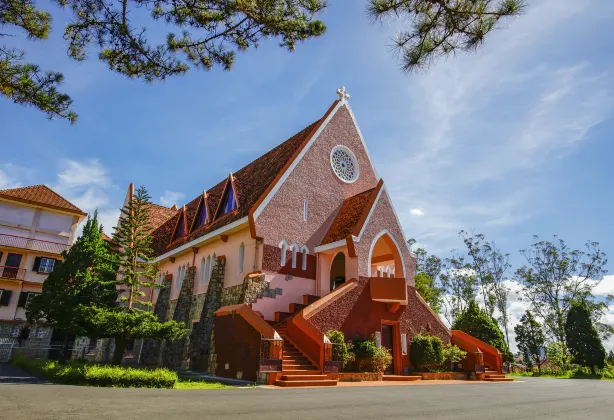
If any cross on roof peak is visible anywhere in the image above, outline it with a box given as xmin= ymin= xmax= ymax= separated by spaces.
xmin=336 ymin=86 xmax=350 ymax=103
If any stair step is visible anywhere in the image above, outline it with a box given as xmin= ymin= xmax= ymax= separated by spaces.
xmin=303 ymin=295 xmax=320 ymax=305
xmin=382 ymin=375 xmax=422 ymax=382
xmin=280 ymin=374 xmax=329 ymax=381
xmin=282 ymin=370 xmax=322 ymax=375
xmin=485 ymin=374 xmax=506 ymax=379
xmin=484 ymin=377 xmax=514 ymax=382
xmin=289 ymin=303 xmax=307 ymax=314
xmin=275 ymin=379 xmax=337 ymax=387
xmin=282 ymin=364 xmax=318 ymax=369
xmin=283 ymin=357 xmax=308 ymax=362
xmin=274 ymin=311 xmax=293 ymax=322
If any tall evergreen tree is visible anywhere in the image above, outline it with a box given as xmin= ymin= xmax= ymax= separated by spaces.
xmin=565 ymin=300 xmax=606 ymax=375
xmin=452 ymin=300 xmax=511 ymax=361
xmin=514 ymin=311 xmax=545 ymax=374
xmin=86 ymin=185 xmax=186 ymax=365
xmin=27 ymin=212 xmax=119 ymax=358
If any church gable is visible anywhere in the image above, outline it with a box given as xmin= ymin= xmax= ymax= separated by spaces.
xmin=253 ymin=97 xmax=380 ymax=251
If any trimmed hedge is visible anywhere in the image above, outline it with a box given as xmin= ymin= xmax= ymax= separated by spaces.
xmin=12 ymin=354 xmax=178 ymax=388
xmin=409 ymin=334 xmax=444 ymax=371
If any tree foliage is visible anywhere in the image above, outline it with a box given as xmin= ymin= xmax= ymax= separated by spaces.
xmin=367 ymin=0 xmax=525 ymax=72
xmin=452 ymin=300 xmax=511 ymax=360
xmin=514 ymin=311 xmax=544 ymax=373
xmin=408 ymin=238 xmax=444 ymax=314
xmin=409 ymin=334 xmax=444 ymax=371
xmin=27 ymin=212 xmax=119 ymax=338
xmin=0 ymin=0 xmax=76 ymax=122
xmin=516 ymin=236 xmax=610 ymax=345
xmin=440 ymin=253 xmax=476 ymax=325
xmin=565 ymin=300 xmax=606 ymax=375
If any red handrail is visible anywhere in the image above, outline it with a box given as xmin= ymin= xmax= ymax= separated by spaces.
xmin=0 ymin=266 xmax=26 ymax=280
xmin=0 ymin=233 xmax=70 ymax=254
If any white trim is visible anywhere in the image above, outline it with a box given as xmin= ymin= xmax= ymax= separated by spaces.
xmin=367 ymin=229 xmax=407 ymax=278
xmin=345 ymin=103 xmax=380 ymax=180
xmin=252 ymin=101 xmax=343 ymax=221
xmin=314 ymin=239 xmax=346 ymax=253
xmin=291 ymin=243 xmax=299 ymax=268
xmin=330 ymin=145 xmax=360 ymax=183
xmin=356 ymin=185 xmax=385 ymax=241
xmin=154 ymin=216 xmax=248 ymax=262
xmin=382 ymin=187 xmax=413 ymax=256
xmin=300 ymin=245 xmax=309 ymax=271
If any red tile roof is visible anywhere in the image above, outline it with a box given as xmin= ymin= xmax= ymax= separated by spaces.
xmin=0 ymin=185 xmax=86 ymax=215
xmin=152 ymin=120 xmax=322 ymax=256
xmin=320 ymin=180 xmax=384 ymax=245
xmin=145 ymin=203 xmax=178 ymax=232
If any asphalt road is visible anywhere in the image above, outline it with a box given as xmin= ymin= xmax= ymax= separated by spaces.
xmin=1 ymin=366 xmax=613 ymax=420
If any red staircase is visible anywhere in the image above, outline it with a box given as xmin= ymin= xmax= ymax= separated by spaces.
xmin=483 ymin=367 xmax=514 ymax=382
xmin=271 ymin=296 xmax=337 ymax=387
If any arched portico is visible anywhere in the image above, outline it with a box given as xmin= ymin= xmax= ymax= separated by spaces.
xmin=368 ymin=230 xmax=405 ymax=278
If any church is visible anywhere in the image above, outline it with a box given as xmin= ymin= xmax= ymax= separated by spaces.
xmin=132 ymin=88 xmax=502 ymax=386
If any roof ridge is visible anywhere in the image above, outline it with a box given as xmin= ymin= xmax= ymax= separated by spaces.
xmin=0 ymin=184 xmax=86 ymax=215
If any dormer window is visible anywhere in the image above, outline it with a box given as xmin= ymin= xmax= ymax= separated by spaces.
xmin=220 ymin=183 xmax=237 ymax=215
xmin=195 ymin=201 xmax=207 ymax=227
xmin=172 ymin=217 xmax=184 ymax=241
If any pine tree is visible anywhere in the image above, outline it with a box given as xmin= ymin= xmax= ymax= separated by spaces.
xmin=27 ymin=212 xmax=119 ymax=359
xmin=514 ymin=311 xmax=545 ymax=374
xmin=565 ymin=300 xmax=606 ymax=375
xmin=89 ymin=185 xmax=186 ymax=365
xmin=452 ymin=300 xmax=512 ymax=361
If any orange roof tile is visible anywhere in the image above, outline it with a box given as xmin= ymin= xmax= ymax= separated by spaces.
xmin=320 ymin=180 xmax=383 ymax=245
xmin=145 ymin=203 xmax=178 ymax=232
xmin=0 ymin=185 xmax=86 ymax=215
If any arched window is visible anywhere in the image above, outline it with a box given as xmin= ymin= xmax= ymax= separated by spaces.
xmin=279 ymin=240 xmax=288 ymax=266
xmin=291 ymin=244 xmax=298 ymax=268
xmin=205 ymin=255 xmax=211 ymax=284
xmin=200 ymin=257 xmax=206 ymax=284
xmin=238 ymin=243 xmax=245 ymax=273
xmin=300 ymin=245 xmax=309 ymax=270
xmin=176 ymin=266 xmax=181 ymax=289
xmin=210 ymin=254 xmax=216 ymax=279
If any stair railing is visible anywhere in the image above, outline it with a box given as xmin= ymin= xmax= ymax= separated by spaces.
xmin=323 ymin=340 xmax=343 ymax=373
xmin=259 ymin=336 xmax=283 ymax=372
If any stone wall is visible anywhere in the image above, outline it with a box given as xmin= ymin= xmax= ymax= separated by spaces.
xmin=163 ymin=266 xmax=197 ymax=370
xmin=190 ymin=257 xmax=226 ymax=372
xmin=140 ymin=276 xmax=173 ymax=366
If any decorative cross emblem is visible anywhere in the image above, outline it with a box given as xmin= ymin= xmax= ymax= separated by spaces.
xmin=336 ymin=86 xmax=350 ymax=103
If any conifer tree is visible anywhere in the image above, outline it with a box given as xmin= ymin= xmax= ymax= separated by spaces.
xmin=27 ymin=212 xmax=119 ymax=358
xmin=565 ymin=300 xmax=606 ymax=375
xmin=514 ymin=311 xmax=545 ymax=374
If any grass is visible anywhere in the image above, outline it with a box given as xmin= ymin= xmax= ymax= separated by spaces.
xmin=509 ymin=365 xmax=614 ymax=381
xmin=174 ymin=380 xmax=233 ymax=389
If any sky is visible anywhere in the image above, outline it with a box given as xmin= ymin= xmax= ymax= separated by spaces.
xmin=1 ymin=0 xmax=614 ymax=352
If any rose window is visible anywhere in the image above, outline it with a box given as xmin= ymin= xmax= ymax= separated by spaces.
xmin=330 ymin=146 xmax=359 ymax=183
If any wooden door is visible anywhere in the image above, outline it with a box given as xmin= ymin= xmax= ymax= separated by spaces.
xmin=381 ymin=324 xmax=394 ymax=375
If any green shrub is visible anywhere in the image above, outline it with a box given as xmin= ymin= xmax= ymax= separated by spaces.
xmin=353 ymin=337 xmax=392 ymax=373
xmin=326 ymin=330 xmax=354 ymax=367
xmin=442 ymin=344 xmax=467 ymax=368
xmin=409 ymin=334 xmax=444 ymax=371
xmin=11 ymin=354 xmax=177 ymax=388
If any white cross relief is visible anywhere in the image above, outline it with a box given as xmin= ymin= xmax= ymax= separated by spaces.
xmin=336 ymin=86 xmax=350 ymax=103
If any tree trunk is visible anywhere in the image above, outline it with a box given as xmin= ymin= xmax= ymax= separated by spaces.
xmin=58 ymin=335 xmax=70 ymax=364
xmin=112 ymin=337 xmax=127 ymax=366
xmin=591 ymin=365 xmax=596 ymax=376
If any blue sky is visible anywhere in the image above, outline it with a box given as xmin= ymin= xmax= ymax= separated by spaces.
xmin=2 ymin=1 xmax=614 ymax=349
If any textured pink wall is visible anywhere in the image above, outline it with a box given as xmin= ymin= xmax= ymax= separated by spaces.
xmin=254 ymin=104 xmax=379 ymax=251
xmin=353 ymin=190 xmax=416 ymax=285
xmin=251 ymin=272 xmax=316 ymax=321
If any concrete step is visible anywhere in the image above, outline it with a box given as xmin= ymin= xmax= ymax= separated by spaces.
xmin=283 ymin=357 xmax=309 ymax=363
xmin=303 ymin=295 xmax=320 ymax=305
xmin=275 ymin=379 xmax=337 ymax=387
xmin=289 ymin=303 xmax=307 ymax=313
xmin=485 ymin=374 xmax=507 ymax=379
xmin=280 ymin=374 xmax=329 ymax=381
xmin=382 ymin=375 xmax=422 ymax=382
xmin=274 ymin=311 xmax=293 ymax=322
xmin=282 ymin=370 xmax=322 ymax=375
xmin=484 ymin=377 xmax=514 ymax=382
xmin=282 ymin=364 xmax=318 ymax=369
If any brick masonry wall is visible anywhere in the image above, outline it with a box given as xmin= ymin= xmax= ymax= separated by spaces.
xmin=141 ymin=277 xmax=173 ymax=366
xmin=163 ymin=266 xmax=197 ymax=369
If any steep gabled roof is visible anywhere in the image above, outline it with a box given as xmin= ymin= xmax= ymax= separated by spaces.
xmin=152 ymin=120 xmax=321 ymax=256
xmin=144 ymin=203 xmax=178 ymax=232
xmin=0 ymin=184 xmax=86 ymax=215
xmin=320 ymin=179 xmax=384 ymax=245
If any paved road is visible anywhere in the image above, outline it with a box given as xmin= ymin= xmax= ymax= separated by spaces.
xmin=1 ymin=367 xmax=613 ymax=420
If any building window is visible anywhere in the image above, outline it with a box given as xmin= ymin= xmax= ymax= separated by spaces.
xmin=0 ymin=289 xmax=11 ymax=306
xmin=330 ymin=145 xmax=359 ymax=183
xmin=303 ymin=199 xmax=308 ymax=221
xmin=205 ymin=255 xmax=211 ymax=285
xmin=291 ymin=244 xmax=298 ymax=269
xmin=220 ymin=183 xmax=237 ymax=215
xmin=38 ymin=258 xmax=56 ymax=273
xmin=300 ymin=245 xmax=309 ymax=270
xmin=18 ymin=292 xmax=39 ymax=308
xmin=279 ymin=241 xmax=288 ymax=266
xmin=238 ymin=243 xmax=245 ymax=273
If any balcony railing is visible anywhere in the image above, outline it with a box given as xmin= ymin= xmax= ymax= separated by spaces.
xmin=0 ymin=233 xmax=70 ymax=255
xmin=0 ymin=265 xmax=26 ymax=280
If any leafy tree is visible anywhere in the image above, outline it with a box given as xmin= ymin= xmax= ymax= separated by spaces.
xmin=565 ymin=300 xmax=606 ymax=375
xmin=408 ymin=239 xmax=444 ymax=314
xmin=353 ymin=336 xmax=393 ymax=373
xmin=452 ymin=300 xmax=511 ymax=360
xmin=516 ymin=236 xmax=609 ymax=346
xmin=442 ymin=343 xmax=466 ymax=370
xmin=514 ymin=311 xmax=544 ymax=374
xmin=440 ymin=254 xmax=477 ymax=325
xmin=545 ymin=342 xmax=570 ymax=371
xmin=460 ymin=231 xmax=511 ymax=348
xmin=90 ymin=185 xmax=186 ymax=364
xmin=326 ymin=330 xmax=354 ymax=367
xmin=27 ymin=212 xmax=119 ymax=359
xmin=607 ymin=350 xmax=614 ymax=366
xmin=367 ymin=0 xmax=525 ymax=72
xmin=1 ymin=0 xmax=325 ymax=122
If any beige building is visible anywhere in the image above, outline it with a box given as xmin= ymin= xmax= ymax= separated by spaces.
xmin=0 ymin=185 xmax=86 ymax=338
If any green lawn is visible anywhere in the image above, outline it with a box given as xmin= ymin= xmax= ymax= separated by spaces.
xmin=174 ymin=380 xmax=235 ymax=389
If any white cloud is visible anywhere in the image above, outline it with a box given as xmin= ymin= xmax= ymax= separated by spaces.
xmin=160 ymin=190 xmax=184 ymax=207
xmin=593 ymin=275 xmax=614 ymax=296
xmin=409 ymin=208 xmax=425 ymax=216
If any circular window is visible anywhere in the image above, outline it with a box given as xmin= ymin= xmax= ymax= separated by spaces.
xmin=330 ymin=146 xmax=359 ymax=183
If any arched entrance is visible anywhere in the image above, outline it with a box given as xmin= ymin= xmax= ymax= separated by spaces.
xmin=330 ymin=252 xmax=346 ymax=291
xmin=369 ymin=230 xmax=405 ymax=278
